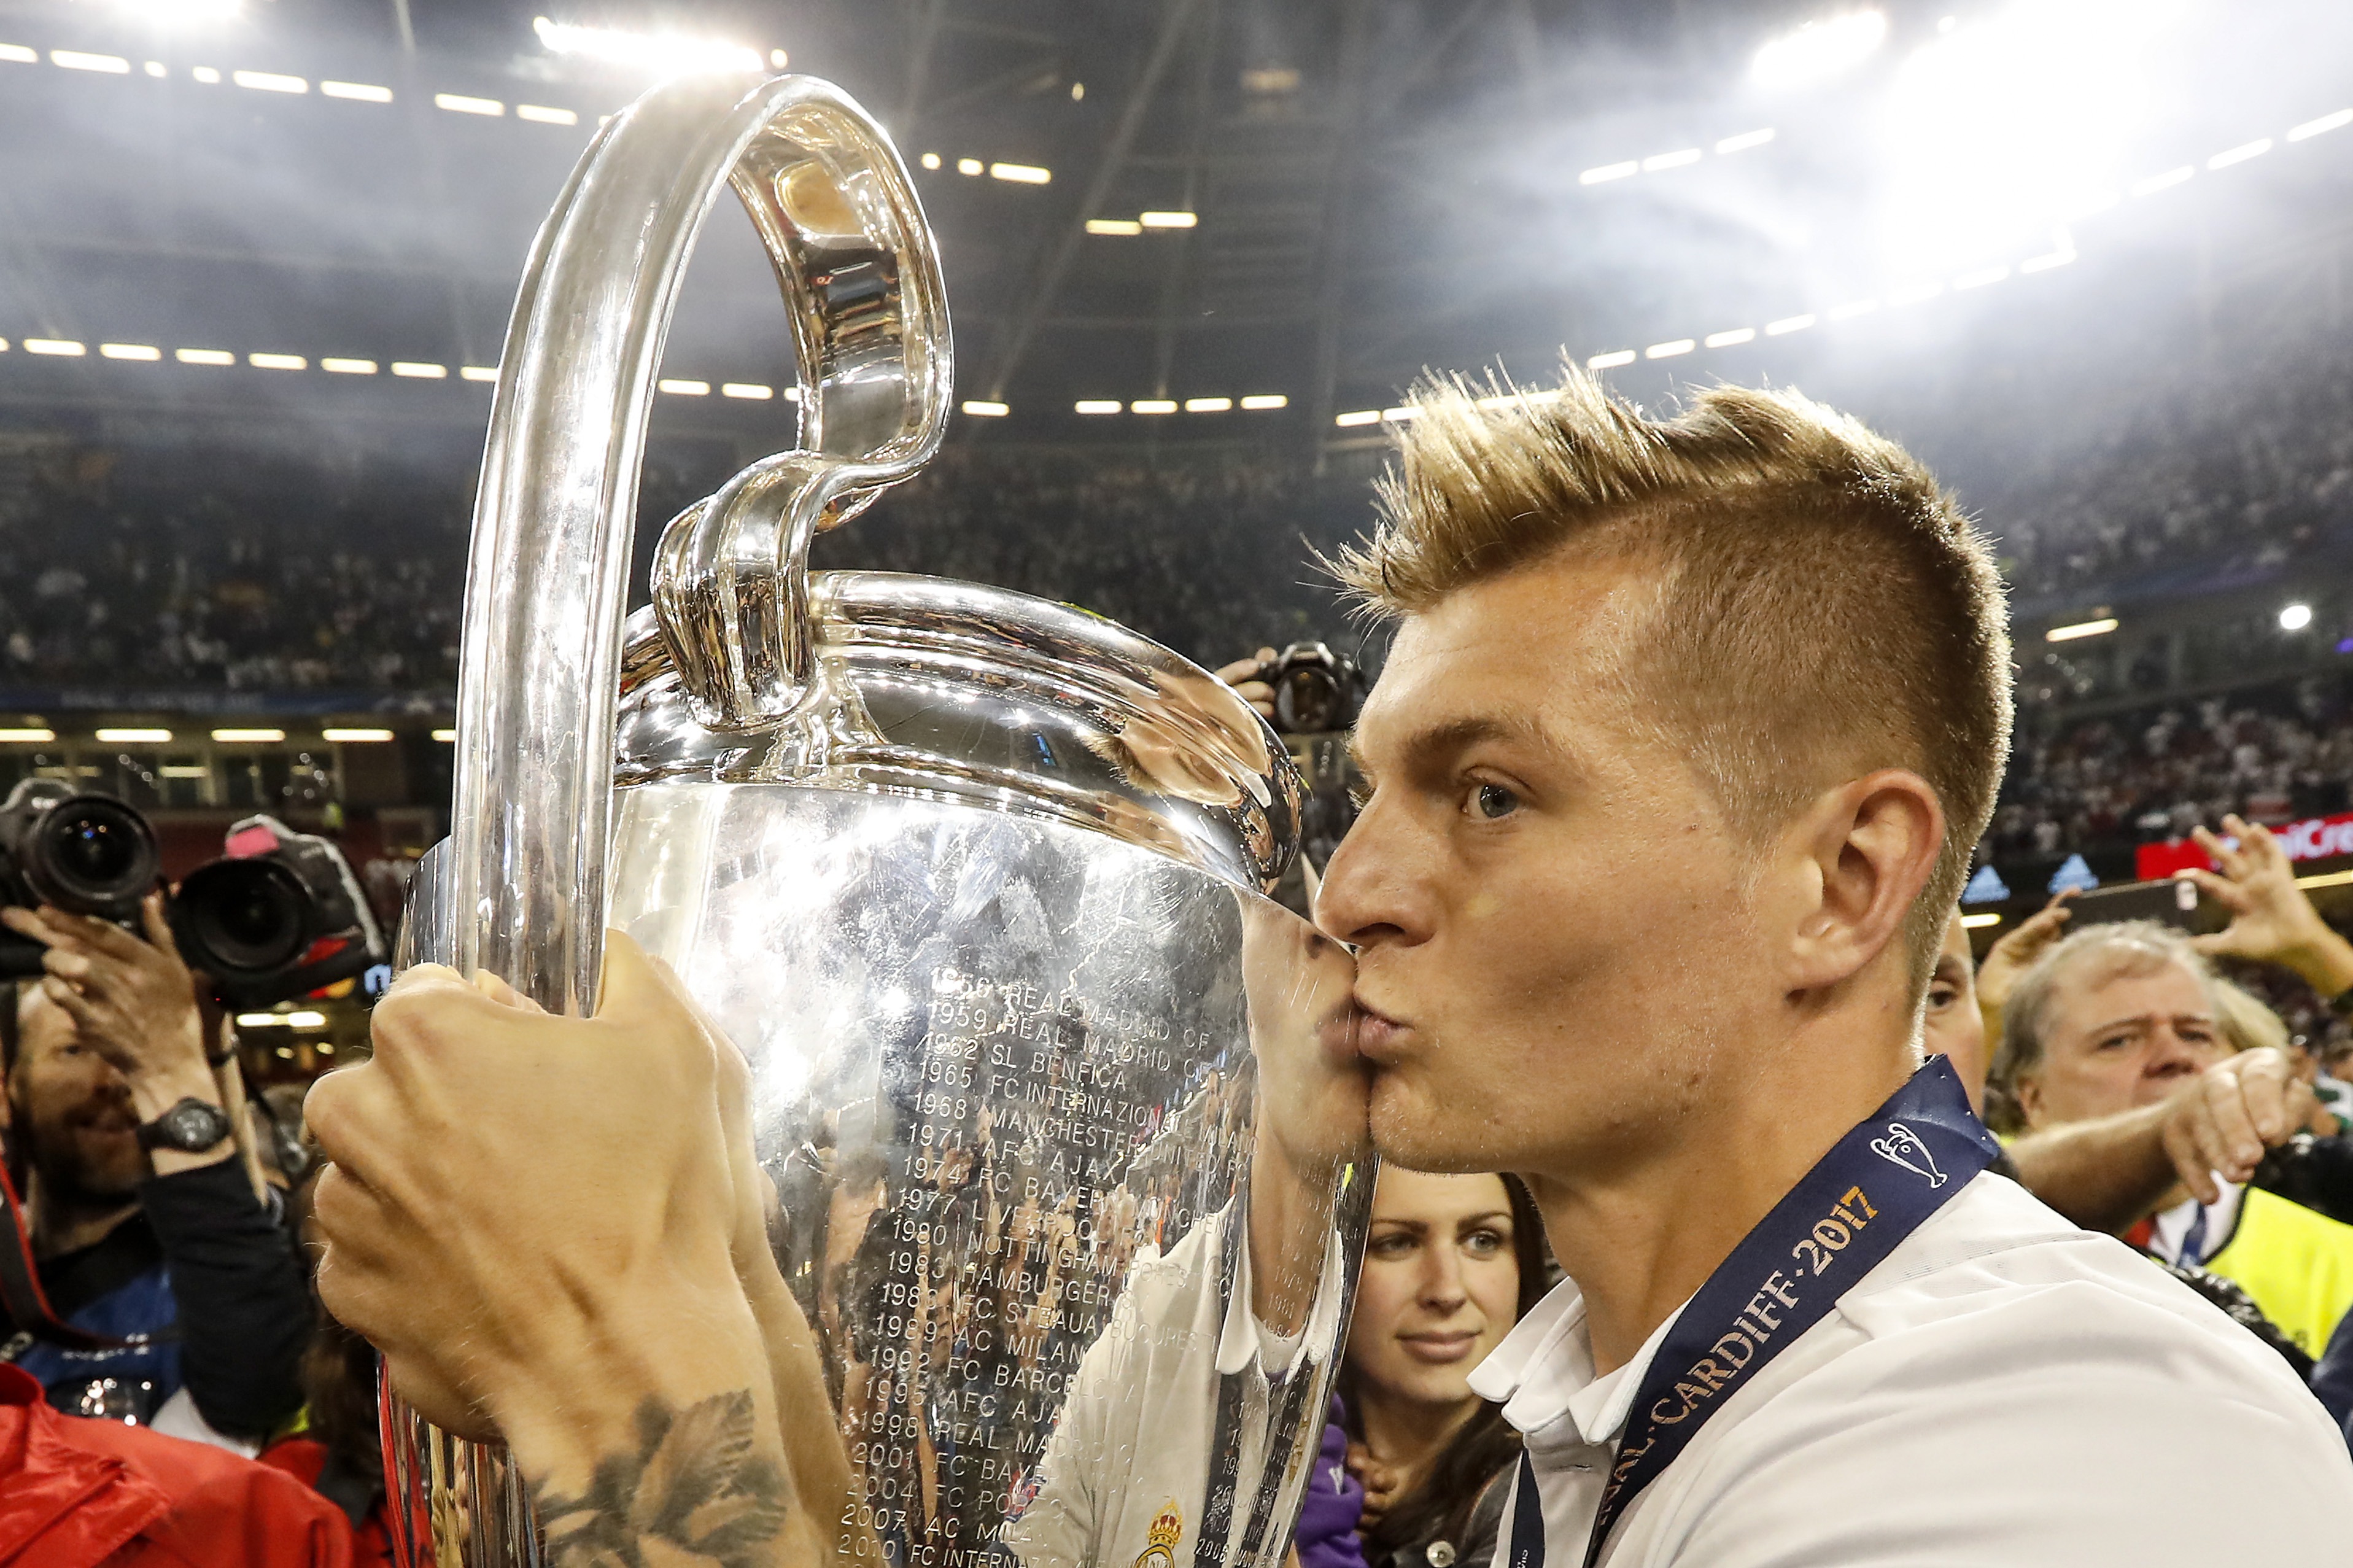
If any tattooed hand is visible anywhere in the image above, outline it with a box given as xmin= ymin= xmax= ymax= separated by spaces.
xmin=308 ymin=933 xmax=808 ymax=1562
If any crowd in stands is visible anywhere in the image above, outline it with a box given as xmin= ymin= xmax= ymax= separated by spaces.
xmin=1963 ymin=315 xmax=2353 ymax=606
xmin=1993 ymin=672 xmax=2353 ymax=863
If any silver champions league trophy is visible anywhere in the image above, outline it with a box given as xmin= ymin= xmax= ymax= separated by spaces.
xmin=381 ymin=69 xmax=1377 ymax=1567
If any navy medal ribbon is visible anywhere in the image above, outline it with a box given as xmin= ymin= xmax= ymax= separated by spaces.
xmin=1505 ymin=1055 xmax=1999 ymax=1568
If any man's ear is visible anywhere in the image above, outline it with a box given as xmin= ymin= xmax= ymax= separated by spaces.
xmin=1785 ymin=769 xmax=1945 ymax=994
xmin=2012 ymin=1073 xmax=2044 ymax=1127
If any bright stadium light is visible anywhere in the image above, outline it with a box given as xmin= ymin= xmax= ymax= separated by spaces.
xmin=322 ymin=728 xmax=394 ymax=742
xmin=2281 ymin=603 xmax=2314 ymax=632
xmin=1074 ymin=400 xmax=1122 ymax=414
xmin=2045 ymin=617 xmax=2118 ymax=642
xmin=1751 ymin=10 xmax=1887 ymax=91
xmin=1882 ymin=2 xmax=2184 ymax=274
xmin=532 ymin=17 xmax=763 ymax=77
xmin=1239 ymin=394 xmax=1287 ymax=410
xmin=961 ymin=400 xmax=1009 ymax=417
xmin=106 ymin=0 xmax=241 ymax=20
xmin=1085 ymin=219 xmax=1142 ymax=235
xmin=211 ymin=728 xmax=284 ymax=742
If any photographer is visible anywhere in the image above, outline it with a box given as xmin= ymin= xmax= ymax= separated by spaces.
xmin=1986 ymin=815 xmax=2353 ymax=1240
xmin=0 ymin=895 xmax=310 ymax=1448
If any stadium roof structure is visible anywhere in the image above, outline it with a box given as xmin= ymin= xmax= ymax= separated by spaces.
xmin=2 ymin=0 xmax=2350 ymax=459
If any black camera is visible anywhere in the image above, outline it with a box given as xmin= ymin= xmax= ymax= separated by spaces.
xmin=172 ymin=815 xmax=388 ymax=1009
xmin=0 ymin=780 xmax=165 ymax=977
xmin=1254 ymin=641 xmax=1365 ymax=736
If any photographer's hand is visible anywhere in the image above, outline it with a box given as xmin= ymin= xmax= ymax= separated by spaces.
xmin=2 ymin=895 xmax=225 ymax=1173
xmin=2185 ymin=815 xmax=2353 ymax=998
xmin=1973 ymin=889 xmax=2076 ymax=1049
xmin=1217 ymin=648 xmax=1278 ymax=724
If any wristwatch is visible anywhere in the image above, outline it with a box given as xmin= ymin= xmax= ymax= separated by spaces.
xmin=135 ymin=1097 xmax=235 ymax=1154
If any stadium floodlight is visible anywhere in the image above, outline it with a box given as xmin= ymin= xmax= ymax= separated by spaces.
xmin=283 ymin=1011 xmax=327 ymax=1028
xmin=1715 ymin=129 xmax=1775 ymax=155
xmin=1642 ymin=149 xmax=1702 ymax=173
xmin=1765 ymin=314 xmax=1816 ymax=335
xmin=2019 ymin=247 xmax=2076 ymax=273
xmin=25 ymin=340 xmax=85 ymax=356
xmin=432 ymin=728 xmax=457 ymax=742
xmin=96 ymin=728 xmax=172 ymax=743
xmin=1586 ymin=350 xmax=1636 ymax=370
xmin=436 ymin=93 xmax=503 ymax=116
xmin=1704 ymin=328 xmax=1756 ymax=348
xmin=2281 ymin=603 xmax=2314 ymax=632
xmin=1645 ymin=340 xmax=1695 ymax=359
xmin=52 ymin=51 xmax=131 ymax=73
xmin=1139 ymin=211 xmax=1197 ymax=228
xmin=1961 ymin=912 xmax=2002 ymax=930
xmin=2045 ymin=618 xmax=2117 ymax=642
xmin=2206 ymin=139 xmax=2271 ymax=171
xmin=1951 ymin=265 xmax=2009 ymax=290
xmin=249 ymin=352 xmax=304 ymax=370
xmin=176 ymin=347 xmax=233 ymax=365
xmin=0 ymin=730 xmax=55 ymax=743
xmin=2288 ymin=109 xmax=2353 ymax=143
xmin=323 ymin=728 xmax=395 ymax=743
xmin=1382 ymin=406 xmax=1419 ymax=424
xmin=1886 ymin=281 xmax=1944 ymax=306
xmin=1826 ymin=298 xmax=1878 ymax=320
xmin=322 ymin=81 xmax=392 ymax=103
xmin=322 ymin=358 xmax=377 ymax=375
xmin=235 ymin=1012 xmax=287 ymax=1028
xmin=1750 ymin=10 xmax=1886 ymax=91
xmin=233 ymin=70 xmax=306 ymax=94
xmin=101 ymin=343 xmax=160 ymax=360
xmin=956 ymin=158 xmax=983 ymax=175
xmin=190 ymin=66 xmax=220 ymax=82
xmin=1333 ymin=409 xmax=1381 ymax=427
xmin=721 ymin=382 xmax=772 ymax=400
xmin=1184 ymin=397 xmax=1231 ymax=413
xmin=392 ymin=362 xmax=447 ymax=378
xmin=1131 ymin=400 xmax=1177 ymax=414
xmin=145 ymin=61 xmax=164 ymax=76
xmin=1074 ymin=400 xmax=1122 ymax=415
xmin=657 ymin=378 xmax=709 ymax=396
xmin=0 ymin=45 xmax=34 ymax=63
xmin=532 ymin=17 xmax=763 ymax=77
xmin=1579 ymin=161 xmax=1638 ymax=185
xmin=920 ymin=152 xmax=941 ymax=169
xmin=1085 ymin=219 xmax=1142 ymax=235
xmin=211 ymin=728 xmax=284 ymax=742
xmin=517 ymin=104 xmax=577 ymax=125
xmin=961 ymin=400 xmax=1009 ymax=417
xmin=989 ymin=163 xmax=1051 ymax=184
xmin=1239 ymin=394 xmax=1288 ymax=410
xmin=460 ymin=366 xmax=498 ymax=382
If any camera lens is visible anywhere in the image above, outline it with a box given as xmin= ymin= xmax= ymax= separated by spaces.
xmin=1276 ymin=668 xmax=1340 ymax=734
xmin=28 ymin=798 xmax=160 ymax=915
xmin=179 ymin=860 xmax=310 ymax=976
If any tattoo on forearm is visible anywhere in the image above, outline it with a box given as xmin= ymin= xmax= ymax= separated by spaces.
xmin=533 ymin=1389 xmax=789 ymax=1567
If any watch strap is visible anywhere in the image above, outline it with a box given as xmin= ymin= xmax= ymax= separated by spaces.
xmin=135 ymin=1096 xmax=233 ymax=1154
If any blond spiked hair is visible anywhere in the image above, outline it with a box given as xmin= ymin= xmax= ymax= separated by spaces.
xmin=1330 ymin=367 xmax=2013 ymax=994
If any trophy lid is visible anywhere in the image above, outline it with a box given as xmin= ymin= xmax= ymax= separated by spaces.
xmin=616 ymin=571 xmax=1304 ymax=891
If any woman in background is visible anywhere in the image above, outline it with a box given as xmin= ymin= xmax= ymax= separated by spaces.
xmin=1339 ymin=1168 xmax=1550 ymax=1568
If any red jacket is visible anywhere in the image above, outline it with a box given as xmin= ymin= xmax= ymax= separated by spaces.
xmin=0 ymin=1362 xmax=351 ymax=1567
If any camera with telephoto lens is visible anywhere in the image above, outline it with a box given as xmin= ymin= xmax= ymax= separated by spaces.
xmin=1254 ymin=641 xmax=1366 ymax=736
xmin=0 ymin=780 xmax=165 ymax=979
xmin=171 ymin=814 xmax=388 ymax=1009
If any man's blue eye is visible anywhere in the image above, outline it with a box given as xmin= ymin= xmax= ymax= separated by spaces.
xmin=1475 ymin=784 xmax=1518 ymax=820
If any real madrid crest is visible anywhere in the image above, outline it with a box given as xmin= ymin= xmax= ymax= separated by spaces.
xmin=1133 ymin=1499 xmax=1185 ymax=1568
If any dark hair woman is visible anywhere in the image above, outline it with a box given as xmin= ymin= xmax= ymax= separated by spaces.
xmin=1339 ymin=1170 xmax=1551 ymax=1568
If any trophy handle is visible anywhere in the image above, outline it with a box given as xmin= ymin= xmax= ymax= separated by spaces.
xmin=395 ymin=71 xmax=948 ymax=1568
xmin=445 ymin=71 xmax=948 ymax=1017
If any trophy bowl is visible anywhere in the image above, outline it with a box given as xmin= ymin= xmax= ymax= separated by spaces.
xmin=382 ymin=67 xmax=1376 ymax=1568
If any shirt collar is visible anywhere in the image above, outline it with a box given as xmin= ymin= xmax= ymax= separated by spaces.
xmin=1467 ymin=1275 xmax=1694 ymax=1446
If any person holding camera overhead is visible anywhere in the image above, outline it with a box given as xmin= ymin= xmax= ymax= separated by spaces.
xmin=0 ymin=891 xmax=311 ymax=1450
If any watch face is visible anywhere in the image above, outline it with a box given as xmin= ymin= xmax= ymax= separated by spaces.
xmin=153 ymin=1098 xmax=233 ymax=1152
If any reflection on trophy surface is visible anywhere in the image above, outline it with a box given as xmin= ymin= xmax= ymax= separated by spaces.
xmin=382 ymin=61 xmax=1376 ymax=1568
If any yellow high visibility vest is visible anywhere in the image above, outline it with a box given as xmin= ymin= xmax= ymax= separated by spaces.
xmin=2203 ymin=1187 xmax=2353 ymax=1357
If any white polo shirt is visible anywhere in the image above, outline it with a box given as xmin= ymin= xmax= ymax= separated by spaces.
xmin=999 ymin=1201 xmax=1349 ymax=1568
xmin=1471 ymin=1171 xmax=2353 ymax=1567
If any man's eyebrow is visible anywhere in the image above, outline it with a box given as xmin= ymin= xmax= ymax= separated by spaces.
xmin=2085 ymin=1011 xmax=2216 ymax=1036
xmin=1358 ymin=714 xmax=1552 ymax=778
